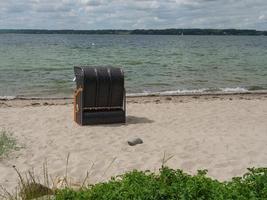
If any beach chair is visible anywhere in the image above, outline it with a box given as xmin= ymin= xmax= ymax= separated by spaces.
xmin=73 ymin=66 xmax=126 ymax=125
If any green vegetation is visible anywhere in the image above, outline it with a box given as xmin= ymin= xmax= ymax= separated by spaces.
xmin=1 ymin=164 xmax=54 ymax=200
xmin=0 ymin=130 xmax=17 ymax=157
xmin=0 ymin=29 xmax=266 ymax=35
xmin=55 ymin=167 xmax=267 ymax=200
xmin=2 ymin=166 xmax=267 ymax=199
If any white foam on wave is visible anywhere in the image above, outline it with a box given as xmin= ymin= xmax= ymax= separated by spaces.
xmin=160 ymin=88 xmax=208 ymax=95
xmin=127 ymin=88 xmax=209 ymax=97
xmin=127 ymin=87 xmax=251 ymax=97
xmin=0 ymin=87 xmax=261 ymax=99
xmin=0 ymin=96 xmax=17 ymax=100
xmin=220 ymin=87 xmax=248 ymax=93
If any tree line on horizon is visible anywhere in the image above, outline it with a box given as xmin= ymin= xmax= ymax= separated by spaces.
xmin=0 ymin=28 xmax=266 ymax=35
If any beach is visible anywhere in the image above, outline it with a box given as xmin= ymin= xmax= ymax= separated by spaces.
xmin=0 ymin=93 xmax=267 ymax=192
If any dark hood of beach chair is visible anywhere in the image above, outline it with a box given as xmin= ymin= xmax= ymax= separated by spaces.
xmin=74 ymin=66 xmax=126 ymax=125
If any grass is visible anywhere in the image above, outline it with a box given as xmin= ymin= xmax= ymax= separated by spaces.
xmin=1 ymin=164 xmax=54 ymax=200
xmin=1 ymin=154 xmax=78 ymax=200
xmin=0 ymin=129 xmax=17 ymax=157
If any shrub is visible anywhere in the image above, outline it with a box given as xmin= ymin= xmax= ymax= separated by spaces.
xmin=54 ymin=167 xmax=267 ymax=200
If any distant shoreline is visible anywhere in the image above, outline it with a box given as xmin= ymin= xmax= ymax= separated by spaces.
xmin=0 ymin=28 xmax=267 ymax=36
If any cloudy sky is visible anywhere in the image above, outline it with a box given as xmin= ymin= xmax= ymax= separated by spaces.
xmin=0 ymin=0 xmax=266 ymax=30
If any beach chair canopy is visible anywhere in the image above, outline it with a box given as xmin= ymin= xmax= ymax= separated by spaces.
xmin=74 ymin=66 xmax=126 ymax=125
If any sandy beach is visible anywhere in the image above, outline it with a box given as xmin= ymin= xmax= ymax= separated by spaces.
xmin=1 ymin=93 xmax=267 ymax=192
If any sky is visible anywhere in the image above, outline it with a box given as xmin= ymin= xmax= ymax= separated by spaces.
xmin=0 ymin=0 xmax=266 ymax=30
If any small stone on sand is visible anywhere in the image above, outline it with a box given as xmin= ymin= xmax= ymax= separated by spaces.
xmin=31 ymin=102 xmax=40 ymax=106
xmin=127 ymin=138 xmax=143 ymax=146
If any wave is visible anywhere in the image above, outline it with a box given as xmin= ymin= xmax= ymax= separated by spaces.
xmin=0 ymin=96 xmax=17 ymax=100
xmin=127 ymin=87 xmax=265 ymax=97
xmin=220 ymin=87 xmax=248 ymax=93
xmin=1 ymin=87 xmax=266 ymax=100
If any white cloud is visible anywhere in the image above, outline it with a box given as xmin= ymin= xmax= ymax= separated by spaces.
xmin=0 ymin=0 xmax=266 ymax=30
xmin=259 ymin=14 xmax=265 ymax=20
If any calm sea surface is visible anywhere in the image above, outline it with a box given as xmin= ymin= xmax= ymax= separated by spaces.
xmin=0 ymin=34 xmax=266 ymax=97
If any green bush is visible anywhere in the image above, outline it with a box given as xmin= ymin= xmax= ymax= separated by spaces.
xmin=54 ymin=167 xmax=267 ymax=200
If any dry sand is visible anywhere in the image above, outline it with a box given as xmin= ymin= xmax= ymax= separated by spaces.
xmin=0 ymin=93 xmax=267 ymax=192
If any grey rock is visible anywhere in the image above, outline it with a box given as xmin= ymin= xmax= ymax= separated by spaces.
xmin=155 ymin=99 xmax=160 ymax=104
xmin=127 ymin=138 xmax=143 ymax=146
xmin=165 ymin=97 xmax=172 ymax=101
xmin=31 ymin=102 xmax=40 ymax=106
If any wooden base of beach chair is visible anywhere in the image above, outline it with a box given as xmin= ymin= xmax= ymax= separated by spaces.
xmin=81 ymin=110 xmax=126 ymax=125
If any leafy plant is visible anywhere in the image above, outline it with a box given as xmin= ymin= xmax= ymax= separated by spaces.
xmin=54 ymin=167 xmax=267 ymax=200
xmin=2 ymin=152 xmax=267 ymax=200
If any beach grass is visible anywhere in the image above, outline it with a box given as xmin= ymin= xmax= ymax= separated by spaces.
xmin=0 ymin=130 xmax=17 ymax=157
xmin=1 ymin=164 xmax=54 ymax=200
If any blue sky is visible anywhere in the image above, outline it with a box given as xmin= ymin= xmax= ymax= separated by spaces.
xmin=0 ymin=0 xmax=266 ymax=30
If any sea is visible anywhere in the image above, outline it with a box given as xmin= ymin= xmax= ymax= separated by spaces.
xmin=0 ymin=34 xmax=266 ymax=98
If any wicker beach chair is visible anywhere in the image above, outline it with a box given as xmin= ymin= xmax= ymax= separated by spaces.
xmin=73 ymin=66 xmax=126 ymax=125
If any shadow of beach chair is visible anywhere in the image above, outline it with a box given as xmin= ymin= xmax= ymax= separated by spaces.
xmin=74 ymin=66 xmax=126 ymax=125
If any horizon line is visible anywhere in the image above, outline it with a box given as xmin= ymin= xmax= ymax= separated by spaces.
xmin=0 ymin=28 xmax=267 ymax=31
